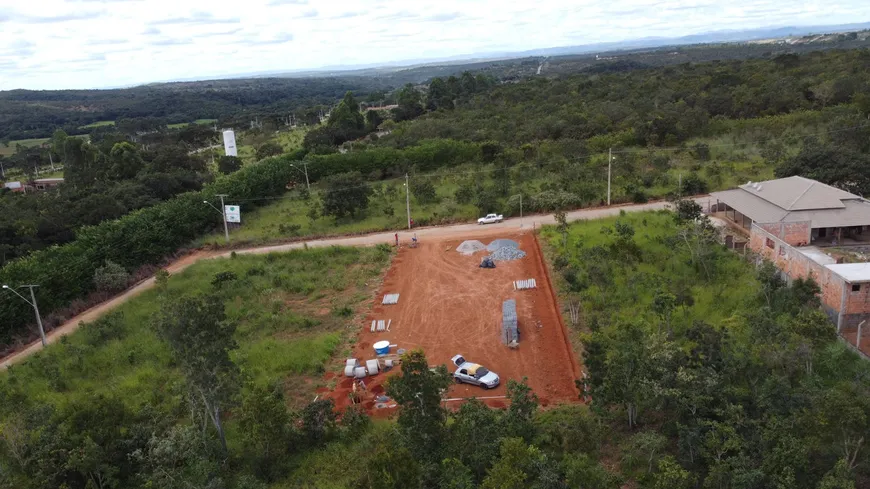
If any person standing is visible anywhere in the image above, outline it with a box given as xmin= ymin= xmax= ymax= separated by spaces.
xmin=395 ymin=233 xmax=399 ymax=247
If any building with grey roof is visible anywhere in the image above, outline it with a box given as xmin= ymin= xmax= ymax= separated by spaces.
xmin=711 ymin=176 xmax=870 ymax=244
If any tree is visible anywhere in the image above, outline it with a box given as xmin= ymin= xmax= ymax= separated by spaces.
xmin=328 ymin=91 xmax=365 ymax=134
xmin=554 ymin=210 xmax=568 ymax=248
xmin=505 ymin=378 xmax=539 ymax=442
xmin=301 ymin=398 xmax=337 ymax=446
xmin=322 ymin=171 xmax=371 ymax=219
xmin=93 ymin=260 xmax=129 ymax=293
xmin=679 ymin=173 xmax=708 ymax=196
xmin=411 ymin=179 xmax=438 ymax=205
xmin=153 ymin=294 xmax=240 ymax=453
xmin=135 ymin=424 xmax=225 ymax=489
xmin=237 ymin=385 xmax=294 ymax=480
xmin=393 ymin=84 xmax=425 ymax=122
xmin=365 ymin=110 xmax=384 ymax=132
xmin=672 ymin=198 xmax=702 ymax=224
xmin=449 ymin=399 xmax=502 ymax=480
xmin=651 ymin=456 xmax=694 ymax=489
xmin=218 ymin=156 xmax=242 ymax=174
xmin=427 ymin=77 xmax=454 ymax=111
xmin=255 ymin=142 xmax=283 ymax=160
xmin=440 ymin=459 xmax=476 ymax=489
xmin=385 ymin=349 xmax=452 ymax=465
xmin=776 ymin=143 xmax=870 ymax=196
xmin=817 ymin=459 xmax=856 ymax=489
xmin=624 ymin=430 xmax=667 ymax=473
xmin=652 ymin=290 xmax=677 ymax=336
xmin=108 ymin=142 xmax=144 ymax=180
xmin=481 ymin=437 xmax=559 ymax=489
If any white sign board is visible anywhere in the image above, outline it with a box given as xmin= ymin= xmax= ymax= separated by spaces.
xmin=222 ymin=129 xmax=237 ymax=157
xmin=224 ymin=205 xmax=241 ymax=223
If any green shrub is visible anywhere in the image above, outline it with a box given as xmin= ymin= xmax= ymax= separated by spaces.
xmin=94 ymin=260 xmax=129 ymax=293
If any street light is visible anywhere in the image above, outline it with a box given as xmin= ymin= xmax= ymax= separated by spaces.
xmin=3 ymin=284 xmax=47 ymax=347
xmin=290 ymin=163 xmax=310 ymax=191
xmin=607 ymin=148 xmax=616 ymax=206
xmin=204 ymin=195 xmax=230 ymax=243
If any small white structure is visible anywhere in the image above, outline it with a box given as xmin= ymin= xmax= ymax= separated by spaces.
xmin=222 ymin=129 xmax=237 ymax=157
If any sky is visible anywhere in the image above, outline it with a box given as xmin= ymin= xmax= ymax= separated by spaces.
xmin=0 ymin=0 xmax=868 ymax=90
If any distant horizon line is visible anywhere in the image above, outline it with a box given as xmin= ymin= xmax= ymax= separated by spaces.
xmin=7 ymin=20 xmax=870 ymax=92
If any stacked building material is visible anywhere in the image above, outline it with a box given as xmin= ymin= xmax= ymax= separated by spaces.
xmin=382 ymin=293 xmax=400 ymax=305
xmin=514 ymin=279 xmax=537 ymax=290
xmin=502 ymin=299 xmax=519 ymax=345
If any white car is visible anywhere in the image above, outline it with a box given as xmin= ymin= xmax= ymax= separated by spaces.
xmin=451 ymin=355 xmax=500 ymax=389
xmin=478 ymin=213 xmax=504 ymax=225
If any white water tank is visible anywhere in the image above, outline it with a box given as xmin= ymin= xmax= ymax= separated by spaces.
xmin=222 ymin=129 xmax=237 ymax=157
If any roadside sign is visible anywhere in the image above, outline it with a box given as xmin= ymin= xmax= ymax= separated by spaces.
xmin=225 ymin=205 xmax=241 ymax=223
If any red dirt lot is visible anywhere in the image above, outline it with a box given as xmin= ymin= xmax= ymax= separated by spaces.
xmin=331 ymin=232 xmax=582 ymax=414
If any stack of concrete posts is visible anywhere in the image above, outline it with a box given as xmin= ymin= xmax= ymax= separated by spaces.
xmin=502 ymin=299 xmax=518 ymax=345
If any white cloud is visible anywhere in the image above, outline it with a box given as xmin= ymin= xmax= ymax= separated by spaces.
xmin=0 ymin=0 xmax=867 ymax=89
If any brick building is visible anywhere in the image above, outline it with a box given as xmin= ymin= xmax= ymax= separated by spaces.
xmin=711 ymin=176 xmax=870 ymax=245
xmin=749 ymin=222 xmax=870 ymax=357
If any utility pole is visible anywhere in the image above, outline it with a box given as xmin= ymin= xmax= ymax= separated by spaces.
xmin=48 ymin=152 xmax=55 ymax=172
xmin=0 ymin=159 xmax=4 ymax=179
xmin=520 ymin=194 xmax=523 ymax=226
xmin=217 ymin=194 xmax=229 ymax=243
xmin=2 ymin=285 xmax=46 ymax=347
xmin=858 ymin=320 xmax=866 ymax=351
xmin=203 ymin=196 xmax=230 ymax=243
xmin=679 ymin=173 xmax=683 ymax=198
xmin=290 ymin=163 xmax=310 ymax=191
xmin=607 ymin=147 xmax=613 ymax=206
xmin=405 ymin=174 xmax=411 ymax=230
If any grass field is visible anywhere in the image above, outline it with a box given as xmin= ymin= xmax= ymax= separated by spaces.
xmin=194 ymin=171 xmax=483 ymax=247
xmin=79 ymin=120 xmax=116 ymax=129
xmin=0 ymin=137 xmax=49 ymax=157
xmin=168 ymin=119 xmax=218 ymax=129
xmin=0 ymin=246 xmax=392 ymax=413
xmin=542 ymin=211 xmax=758 ymax=332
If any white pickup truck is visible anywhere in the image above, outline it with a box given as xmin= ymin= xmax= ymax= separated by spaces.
xmin=477 ymin=213 xmax=504 ymax=225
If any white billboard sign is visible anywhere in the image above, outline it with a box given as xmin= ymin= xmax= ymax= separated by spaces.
xmin=222 ymin=129 xmax=237 ymax=157
xmin=224 ymin=205 xmax=241 ymax=223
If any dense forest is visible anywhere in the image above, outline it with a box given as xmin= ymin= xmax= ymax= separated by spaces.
xmin=0 ymin=77 xmax=386 ymax=140
xmin=4 ymin=31 xmax=869 ymax=141
xmin=0 ymin=128 xmax=218 ymax=264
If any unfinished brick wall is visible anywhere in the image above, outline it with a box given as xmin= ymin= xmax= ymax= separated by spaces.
xmin=756 ymin=221 xmax=812 ymax=246
xmin=750 ymin=224 xmax=845 ymax=317
xmin=846 ymin=282 xmax=870 ymax=315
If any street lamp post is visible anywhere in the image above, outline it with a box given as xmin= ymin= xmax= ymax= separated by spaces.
xmin=290 ymin=162 xmax=310 ymax=191
xmin=3 ymin=284 xmax=47 ymax=346
xmin=204 ymin=195 xmax=230 ymax=243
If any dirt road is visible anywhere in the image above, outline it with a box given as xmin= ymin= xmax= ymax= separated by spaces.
xmin=1 ymin=198 xmax=702 ymax=368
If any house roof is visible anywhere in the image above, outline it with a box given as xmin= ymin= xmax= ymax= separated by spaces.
xmin=33 ymin=178 xmax=64 ymax=183
xmin=711 ymin=176 xmax=870 ymax=228
xmin=826 ymin=263 xmax=870 ymax=283
xmin=738 ymin=176 xmax=859 ymax=211
xmin=3 ymin=181 xmax=22 ymax=189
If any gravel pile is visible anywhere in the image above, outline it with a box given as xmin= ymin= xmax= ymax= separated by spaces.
xmin=489 ymin=246 xmax=527 ymax=261
xmin=456 ymin=240 xmax=487 ymax=255
xmin=487 ymin=239 xmax=519 ymax=252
